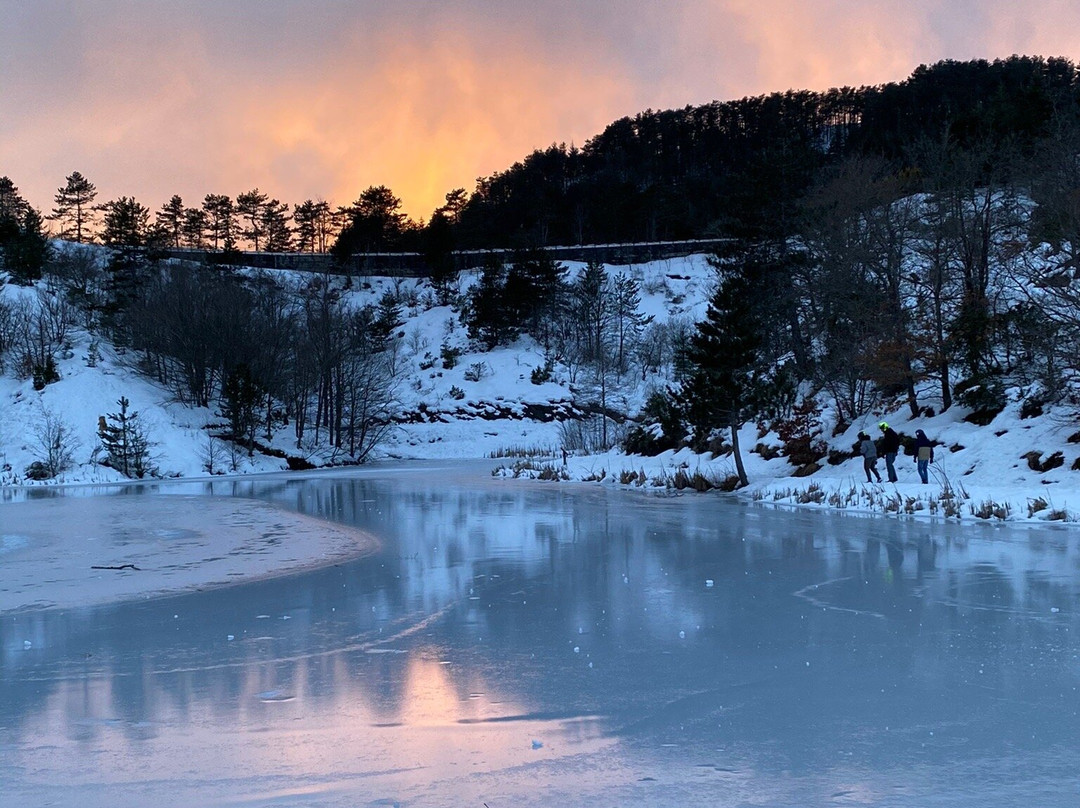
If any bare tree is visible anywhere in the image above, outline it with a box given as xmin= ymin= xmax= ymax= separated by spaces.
xmin=27 ymin=405 xmax=80 ymax=479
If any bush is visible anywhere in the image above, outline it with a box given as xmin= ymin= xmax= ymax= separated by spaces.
xmin=776 ymin=398 xmax=827 ymax=467
xmin=464 ymin=361 xmax=488 ymax=382
xmin=956 ymin=374 xmax=1005 ymax=425
xmin=622 ymin=391 xmax=682 ymax=456
xmin=716 ymin=474 xmax=742 ymax=492
xmin=623 ymin=424 xmax=666 ymax=456
xmin=1020 ymin=397 xmax=1044 ymax=419
xmin=827 ymin=448 xmax=855 ymax=466
xmin=530 ymin=362 xmax=553 ymax=385
xmin=32 ymin=356 xmax=60 ymax=390
xmin=449 ymin=385 xmax=465 ymax=400
xmin=672 ymin=468 xmax=714 ymax=491
xmin=440 ymin=344 xmax=461 ymax=370
xmin=24 ymin=461 xmax=53 ymax=480
xmin=754 ymin=442 xmax=782 ymax=460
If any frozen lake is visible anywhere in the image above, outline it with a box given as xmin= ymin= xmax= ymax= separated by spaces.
xmin=3 ymin=463 xmax=1080 ymax=806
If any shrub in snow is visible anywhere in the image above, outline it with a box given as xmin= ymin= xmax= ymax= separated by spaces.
xmin=755 ymin=442 xmax=782 ymax=461
xmin=200 ymin=434 xmax=226 ymax=475
xmin=85 ymin=339 xmax=101 ymax=367
xmin=971 ymin=500 xmax=1011 ymax=520
xmin=1028 ymin=497 xmax=1049 ymax=517
xmin=1020 ymin=397 xmax=1045 ymax=419
xmin=530 ymin=361 xmax=553 ymax=385
xmin=440 ymin=344 xmax=461 ymax=369
xmin=956 ymin=374 xmax=1005 ymax=425
xmin=449 ymin=385 xmax=465 ymax=400
xmin=31 ymin=355 xmax=60 ymax=390
xmin=776 ymin=398 xmax=827 ymax=467
xmin=464 ymin=361 xmax=489 ymax=382
xmin=827 ymin=447 xmax=855 ymax=466
xmin=622 ymin=392 xmax=683 ymax=456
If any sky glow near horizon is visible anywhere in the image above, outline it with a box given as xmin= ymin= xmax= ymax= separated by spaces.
xmin=3 ymin=0 xmax=1080 ymax=221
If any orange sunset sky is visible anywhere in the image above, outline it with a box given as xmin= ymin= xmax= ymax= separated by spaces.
xmin=3 ymin=0 xmax=1080 ymax=220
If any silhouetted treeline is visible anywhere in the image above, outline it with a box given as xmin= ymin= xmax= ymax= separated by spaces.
xmin=452 ymin=56 xmax=1080 ymax=248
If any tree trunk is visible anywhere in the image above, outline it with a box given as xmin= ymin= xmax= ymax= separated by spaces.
xmin=730 ymin=413 xmax=748 ymax=488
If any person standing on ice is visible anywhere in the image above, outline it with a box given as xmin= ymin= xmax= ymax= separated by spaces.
xmin=913 ymin=429 xmax=935 ymax=484
xmin=858 ymin=431 xmax=882 ymax=483
xmin=878 ymin=422 xmax=901 ymax=482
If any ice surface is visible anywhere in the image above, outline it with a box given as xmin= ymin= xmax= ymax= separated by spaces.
xmin=2 ymin=464 xmax=1080 ymax=807
xmin=0 ymin=493 xmax=377 ymax=613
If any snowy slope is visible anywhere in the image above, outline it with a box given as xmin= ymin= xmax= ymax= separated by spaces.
xmin=2 ymin=248 xmax=1079 ymax=526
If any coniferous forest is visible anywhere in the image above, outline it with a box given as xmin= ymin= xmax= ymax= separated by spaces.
xmin=4 ymin=55 xmax=1080 ymax=479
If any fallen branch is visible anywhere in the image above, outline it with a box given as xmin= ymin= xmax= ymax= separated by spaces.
xmin=90 ymin=564 xmax=140 ymax=571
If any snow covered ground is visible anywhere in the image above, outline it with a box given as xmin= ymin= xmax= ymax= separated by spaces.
xmin=2 ymin=249 xmax=1079 ymax=532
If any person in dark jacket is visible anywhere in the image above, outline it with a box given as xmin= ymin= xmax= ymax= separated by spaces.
xmin=858 ymin=431 xmax=882 ymax=483
xmin=913 ymin=429 xmax=935 ymax=484
xmin=878 ymin=422 xmax=901 ymax=482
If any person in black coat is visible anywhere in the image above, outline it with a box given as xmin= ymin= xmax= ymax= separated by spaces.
xmin=878 ymin=422 xmax=901 ymax=482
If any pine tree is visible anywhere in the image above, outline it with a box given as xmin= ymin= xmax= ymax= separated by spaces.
xmin=6 ymin=207 xmax=51 ymax=284
xmin=202 ymin=194 xmax=236 ymax=251
xmin=0 ymin=176 xmax=28 ymax=247
xmin=236 ymin=188 xmax=269 ymax=250
xmin=613 ymin=273 xmax=652 ymax=372
xmin=261 ymin=199 xmax=292 ymax=252
xmin=422 ymin=210 xmax=456 ymax=298
xmin=222 ymin=364 xmax=263 ymax=455
xmin=466 ymin=260 xmax=511 ymax=349
xmin=98 ymin=396 xmax=153 ymax=478
xmin=680 ymin=256 xmax=791 ymax=488
xmin=100 ymin=197 xmax=150 ymax=247
xmin=51 ymin=171 xmax=98 ymax=242
xmin=156 ymin=195 xmax=185 ymax=248
xmin=182 ymin=207 xmax=208 ymax=248
xmin=331 ymin=185 xmax=407 ymax=261
xmin=294 ymin=200 xmax=319 ymax=253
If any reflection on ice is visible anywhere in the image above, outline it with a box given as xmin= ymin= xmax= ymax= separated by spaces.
xmin=3 ymin=464 xmax=1080 ymax=806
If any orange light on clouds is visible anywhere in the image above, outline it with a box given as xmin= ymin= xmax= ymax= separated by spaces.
xmin=4 ymin=1 xmax=1080 ymax=221
xmin=231 ymin=32 xmax=636 ymax=218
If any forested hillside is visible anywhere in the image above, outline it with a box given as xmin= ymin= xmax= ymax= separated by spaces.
xmin=453 ymin=55 xmax=1080 ymax=247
